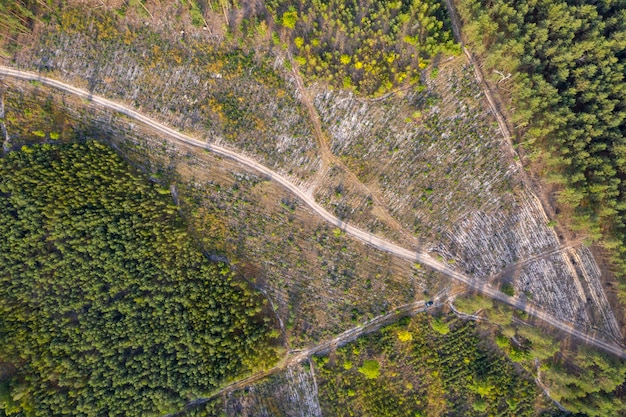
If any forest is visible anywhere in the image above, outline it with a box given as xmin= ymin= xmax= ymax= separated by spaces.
xmin=264 ymin=0 xmax=460 ymax=95
xmin=311 ymin=314 xmax=551 ymax=417
xmin=0 ymin=141 xmax=279 ymax=416
xmin=453 ymin=294 xmax=626 ymax=416
xmin=149 ymin=297 xmax=626 ymax=417
xmin=457 ymin=0 xmax=626 ymax=281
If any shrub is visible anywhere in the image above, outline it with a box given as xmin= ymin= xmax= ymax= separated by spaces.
xmin=501 ymin=282 xmax=515 ymax=296
xmin=397 ymin=330 xmax=413 ymax=342
xmin=358 ymin=359 xmax=380 ymax=379
xmin=281 ymin=8 xmax=298 ymax=29
xmin=430 ymin=318 xmax=450 ymax=335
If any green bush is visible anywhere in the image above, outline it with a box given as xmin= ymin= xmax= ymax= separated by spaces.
xmin=501 ymin=282 xmax=515 ymax=296
xmin=430 ymin=317 xmax=450 ymax=335
xmin=281 ymin=8 xmax=298 ymax=29
xmin=358 ymin=359 xmax=380 ymax=379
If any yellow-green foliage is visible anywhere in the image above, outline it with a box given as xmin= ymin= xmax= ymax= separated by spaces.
xmin=454 ymin=294 xmax=493 ymax=314
xmin=397 ymin=329 xmax=413 ymax=342
xmin=430 ymin=317 xmax=450 ymax=335
xmin=516 ymin=326 xmax=559 ymax=360
xmin=358 ymin=359 xmax=381 ymax=379
xmin=281 ymin=8 xmax=299 ymax=29
xmin=486 ymin=304 xmax=513 ymax=326
xmin=265 ymin=0 xmax=460 ymax=95
xmin=312 ymin=316 xmax=542 ymax=416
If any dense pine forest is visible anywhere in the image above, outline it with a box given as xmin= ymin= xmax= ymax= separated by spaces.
xmin=458 ymin=0 xmax=626 ymax=281
xmin=0 ymin=141 xmax=278 ymax=416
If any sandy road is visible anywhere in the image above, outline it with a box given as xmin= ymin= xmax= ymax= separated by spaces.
xmin=1 ymin=65 xmax=624 ymax=359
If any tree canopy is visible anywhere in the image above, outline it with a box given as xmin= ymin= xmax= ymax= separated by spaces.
xmin=0 ymin=140 xmax=278 ymax=416
xmin=266 ymin=0 xmax=460 ymax=95
xmin=459 ymin=0 xmax=626 ymax=280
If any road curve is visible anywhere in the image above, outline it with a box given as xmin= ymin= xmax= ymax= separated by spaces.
xmin=1 ymin=65 xmax=624 ymax=358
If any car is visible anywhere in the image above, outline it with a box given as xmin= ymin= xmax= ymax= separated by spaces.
xmin=425 ymin=301 xmax=434 ymax=307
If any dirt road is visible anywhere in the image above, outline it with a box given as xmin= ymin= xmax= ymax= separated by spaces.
xmin=165 ymin=293 xmax=445 ymax=416
xmin=287 ymin=52 xmax=417 ymax=244
xmin=1 ymin=66 xmax=623 ymax=358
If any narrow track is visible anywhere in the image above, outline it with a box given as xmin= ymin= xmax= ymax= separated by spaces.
xmin=287 ymin=52 xmax=418 ymax=246
xmin=165 ymin=291 xmax=447 ymax=416
xmin=1 ymin=66 xmax=623 ymax=359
